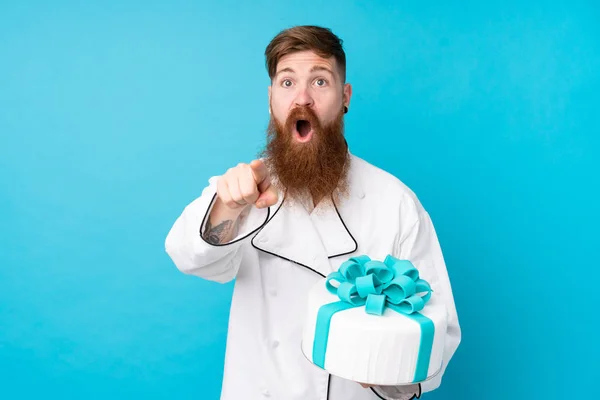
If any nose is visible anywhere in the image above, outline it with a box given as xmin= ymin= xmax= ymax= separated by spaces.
xmin=294 ymin=85 xmax=314 ymax=108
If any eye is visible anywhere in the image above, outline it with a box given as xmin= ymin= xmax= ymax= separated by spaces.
xmin=315 ymin=78 xmax=328 ymax=87
xmin=281 ymin=79 xmax=293 ymax=88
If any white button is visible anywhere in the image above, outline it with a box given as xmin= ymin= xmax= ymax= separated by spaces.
xmin=272 ymin=340 xmax=279 ymax=348
xmin=262 ymin=389 xmax=271 ymax=397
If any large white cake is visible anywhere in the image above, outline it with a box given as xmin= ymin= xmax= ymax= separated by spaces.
xmin=300 ymin=255 xmax=448 ymax=386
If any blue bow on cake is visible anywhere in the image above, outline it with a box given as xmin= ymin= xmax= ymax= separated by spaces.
xmin=325 ymin=254 xmax=432 ymax=316
xmin=312 ymin=254 xmax=435 ymax=383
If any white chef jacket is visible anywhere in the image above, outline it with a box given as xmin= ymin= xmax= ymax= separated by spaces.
xmin=165 ymin=152 xmax=461 ymax=400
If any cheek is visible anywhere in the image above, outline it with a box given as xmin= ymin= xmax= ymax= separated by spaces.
xmin=271 ymin=94 xmax=293 ymax=116
xmin=318 ymin=97 xmax=342 ymax=122
xmin=272 ymin=104 xmax=289 ymax=123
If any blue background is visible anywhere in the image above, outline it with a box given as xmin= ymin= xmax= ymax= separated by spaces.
xmin=1 ymin=1 xmax=598 ymax=399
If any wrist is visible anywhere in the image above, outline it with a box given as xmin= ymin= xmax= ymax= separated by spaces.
xmin=211 ymin=196 xmax=247 ymax=222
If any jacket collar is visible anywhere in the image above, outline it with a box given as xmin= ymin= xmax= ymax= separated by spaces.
xmin=251 ymin=153 xmax=364 ymax=278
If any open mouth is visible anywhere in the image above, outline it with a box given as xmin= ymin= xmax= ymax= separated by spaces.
xmin=294 ymin=120 xmax=313 ymax=142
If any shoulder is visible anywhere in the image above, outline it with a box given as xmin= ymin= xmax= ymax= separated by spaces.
xmin=349 ymin=153 xmax=426 ymax=216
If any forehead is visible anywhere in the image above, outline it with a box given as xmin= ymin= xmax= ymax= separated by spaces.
xmin=276 ymin=50 xmax=338 ymax=75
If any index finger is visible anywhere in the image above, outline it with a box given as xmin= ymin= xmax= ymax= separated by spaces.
xmin=250 ymin=159 xmax=268 ymax=185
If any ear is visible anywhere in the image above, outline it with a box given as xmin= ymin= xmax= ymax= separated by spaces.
xmin=343 ymin=83 xmax=352 ymax=112
xmin=268 ymin=85 xmax=272 ymax=114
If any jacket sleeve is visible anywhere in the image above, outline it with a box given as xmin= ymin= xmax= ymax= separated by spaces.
xmin=373 ymin=203 xmax=461 ymax=399
xmin=164 ymin=176 xmax=270 ymax=283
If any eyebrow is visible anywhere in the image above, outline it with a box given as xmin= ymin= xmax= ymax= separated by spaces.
xmin=309 ymin=65 xmax=334 ymax=75
xmin=275 ymin=65 xmax=335 ymax=78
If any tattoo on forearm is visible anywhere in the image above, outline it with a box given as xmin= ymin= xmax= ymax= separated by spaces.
xmin=203 ymin=219 xmax=236 ymax=244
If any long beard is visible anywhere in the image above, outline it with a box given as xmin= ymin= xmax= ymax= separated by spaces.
xmin=261 ymin=105 xmax=350 ymax=208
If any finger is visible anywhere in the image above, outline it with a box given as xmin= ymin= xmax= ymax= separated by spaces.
xmin=250 ymin=159 xmax=269 ymax=189
xmin=256 ymin=174 xmax=271 ymax=194
xmin=255 ymin=184 xmax=278 ymax=208
xmin=227 ymin=173 xmax=246 ymax=207
xmin=239 ymin=164 xmax=260 ymax=205
xmin=217 ymin=177 xmax=237 ymax=209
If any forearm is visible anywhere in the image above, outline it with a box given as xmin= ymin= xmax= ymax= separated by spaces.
xmin=165 ymin=179 xmax=248 ymax=282
xmin=202 ymin=197 xmax=247 ymax=244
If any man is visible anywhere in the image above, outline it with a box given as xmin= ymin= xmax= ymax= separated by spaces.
xmin=165 ymin=25 xmax=461 ymax=400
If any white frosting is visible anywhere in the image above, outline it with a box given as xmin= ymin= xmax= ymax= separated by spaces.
xmin=301 ymin=280 xmax=448 ymax=385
